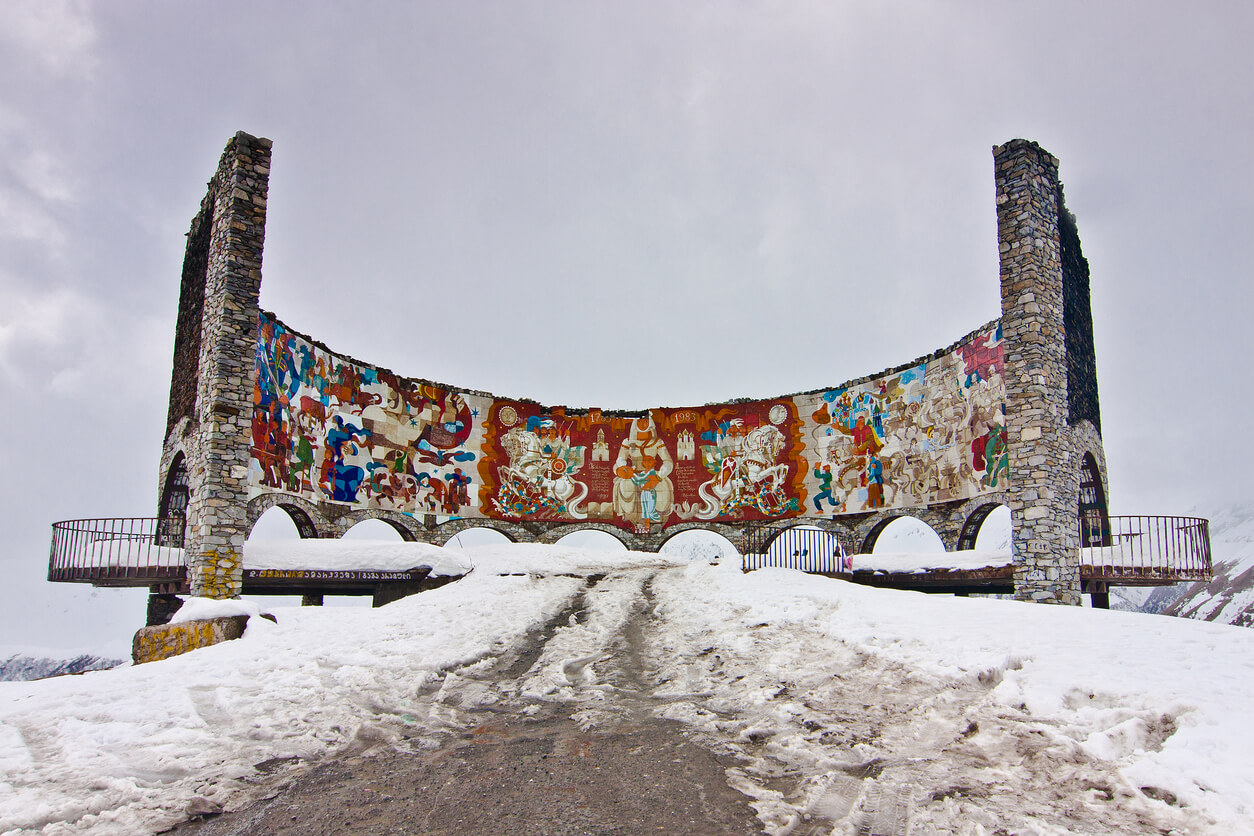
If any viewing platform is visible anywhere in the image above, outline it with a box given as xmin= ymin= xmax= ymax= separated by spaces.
xmin=738 ymin=515 xmax=1212 ymax=602
xmin=46 ymin=517 xmax=456 ymax=604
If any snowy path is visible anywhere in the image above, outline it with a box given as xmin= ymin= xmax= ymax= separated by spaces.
xmin=0 ymin=573 xmax=586 ymax=835
xmin=478 ymin=566 xmax=1200 ymax=834
xmin=168 ymin=570 xmax=765 ymax=835
xmin=648 ymin=569 xmax=1197 ymax=834
xmin=186 ymin=566 xmax=1204 ymax=835
xmin=4 ymin=552 xmax=1249 ymax=834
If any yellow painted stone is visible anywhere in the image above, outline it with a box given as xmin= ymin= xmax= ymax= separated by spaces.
xmin=132 ymin=616 xmax=249 ymax=664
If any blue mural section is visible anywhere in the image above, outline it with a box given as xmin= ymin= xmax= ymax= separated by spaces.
xmin=249 ymin=313 xmax=486 ymax=516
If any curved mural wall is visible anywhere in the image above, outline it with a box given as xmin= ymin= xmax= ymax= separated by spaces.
xmin=250 ymin=312 xmax=1008 ymax=535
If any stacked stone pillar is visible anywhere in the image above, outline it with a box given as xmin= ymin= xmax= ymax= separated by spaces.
xmin=995 ymin=140 xmax=1081 ymax=605
xmin=163 ymin=132 xmax=272 ymax=599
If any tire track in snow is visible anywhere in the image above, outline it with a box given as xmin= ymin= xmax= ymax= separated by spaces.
xmin=645 ymin=567 xmax=1209 ymax=835
xmin=170 ymin=567 xmax=766 ymax=836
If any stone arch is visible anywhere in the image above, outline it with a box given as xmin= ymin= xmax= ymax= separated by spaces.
xmin=657 ymin=528 xmax=740 ymax=560
xmin=653 ymin=521 xmax=723 ymax=544
xmin=339 ymin=516 xmax=411 ymax=541
xmin=552 ymin=528 xmax=630 ymax=551
xmin=861 ymin=514 xmax=947 ymax=554
xmin=436 ymin=519 xmax=521 ymax=547
xmin=156 ymin=451 xmax=190 ymax=546
xmin=375 ymin=516 xmax=420 ymax=541
xmin=957 ymin=502 xmax=1008 ymax=551
xmin=538 ymin=522 xmax=633 ymax=549
xmin=443 ymin=525 xmax=516 ymax=549
xmin=246 ymin=494 xmax=325 ymax=539
xmin=332 ymin=509 xmax=424 ymax=542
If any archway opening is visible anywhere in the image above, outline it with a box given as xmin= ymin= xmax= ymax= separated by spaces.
xmin=247 ymin=506 xmax=303 ymax=541
xmin=660 ymin=529 xmax=740 ymax=563
xmin=553 ymin=529 xmax=628 ymax=552
xmin=444 ymin=527 xmax=513 ymax=550
xmin=866 ymin=516 xmax=945 ymax=554
xmin=957 ymin=503 xmax=1011 ymax=552
xmin=972 ymin=505 xmax=1011 ymax=551
xmin=157 ymin=453 xmax=189 ymax=546
xmin=741 ymin=524 xmax=847 ymax=573
xmin=341 ymin=518 xmax=405 ymax=541
xmin=1079 ymin=452 xmax=1110 ymax=547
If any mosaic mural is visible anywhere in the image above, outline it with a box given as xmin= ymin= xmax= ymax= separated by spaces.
xmin=793 ymin=324 xmax=1008 ymax=514
xmin=250 ymin=313 xmax=490 ymax=516
xmin=477 ymin=403 xmax=807 ymax=533
xmin=249 ymin=314 xmax=1007 ymax=532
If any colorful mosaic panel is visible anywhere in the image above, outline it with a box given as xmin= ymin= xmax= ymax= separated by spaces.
xmin=249 ymin=314 xmax=1007 ymax=531
xmin=795 ymin=325 xmax=1008 ymax=514
xmin=249 ymin=313 xmax=489 ymax=516
xmin=477 ymin=402 xmax=807 ymax=534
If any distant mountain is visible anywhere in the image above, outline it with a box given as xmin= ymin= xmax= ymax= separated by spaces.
xmin=0 ymin=654 xmax=123 ymax=682
xmin=1131 ymin=504 xmax=1254 ymax=627
xmin=1111 ymin=583 xmax=1189 ymax=615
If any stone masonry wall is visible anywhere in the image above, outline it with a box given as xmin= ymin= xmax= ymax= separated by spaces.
xmin=162 ymin=132 xmax=271 ymax=600
xmin=995 ymin=140 xmax=1082 ymax=605
xmin=165 ymin=207 xmax=210 ymax=437
xmin=1060 ymin=200 xmax=1101 ymax=434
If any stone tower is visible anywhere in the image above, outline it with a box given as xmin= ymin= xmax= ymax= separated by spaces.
xmin=995 ymin=139 xmax=1103 ymax=605
xmin=158 ymin=132 xmax=272 ymax=600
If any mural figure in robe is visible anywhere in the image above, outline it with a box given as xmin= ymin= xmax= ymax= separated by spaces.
xmin=613 ymin=414 xmax=675 ymax=532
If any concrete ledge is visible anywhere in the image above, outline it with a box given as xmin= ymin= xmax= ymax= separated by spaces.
xmin=132 ymin=615 xmax=249 ymax=664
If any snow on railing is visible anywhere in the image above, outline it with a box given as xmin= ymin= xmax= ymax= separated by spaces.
xmin=1080 ymin=515 xmax=1211 ymax=580
xmin=48 ymin=517 xmax=187 ymax=584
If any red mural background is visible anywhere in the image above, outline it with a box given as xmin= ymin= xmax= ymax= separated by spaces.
xmin=477 ymin=401 xmax=809 ymax=534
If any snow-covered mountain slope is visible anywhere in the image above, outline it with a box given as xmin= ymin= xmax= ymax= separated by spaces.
xmin=1162 ymin=504 xmax=1254 ymax=627
xmin=1111 ymin=583 xmax=1189 ymax=615
xmin=0 ymin=653 xmax=121 ymax=682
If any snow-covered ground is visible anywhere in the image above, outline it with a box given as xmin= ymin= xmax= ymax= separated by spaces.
xmin=3 ymin=544 xmax=1252 ymax=834
xmin=852 ymin=549 xmax=1009 ymax=573
xmin=243 ymin=539 xmax=472 ymax=574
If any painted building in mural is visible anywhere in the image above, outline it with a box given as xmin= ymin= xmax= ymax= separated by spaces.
xmin=157 ymin=131 xmax=1108 ymax=606
xmin=249 ymin=315 xmax=1009 ymax=535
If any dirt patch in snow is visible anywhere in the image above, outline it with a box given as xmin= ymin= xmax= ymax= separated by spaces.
xmin=166 ymin=706 xmax=763 ymax=836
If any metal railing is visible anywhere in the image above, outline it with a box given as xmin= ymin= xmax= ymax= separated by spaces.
xmin=737 ymin=515 xmax=1212 ymax=585
xmin=740 ymin=524 xmax=853 ymax=574
xmin=48 ymin=517 xmax=187 ymax=584
xmin=1079 ymin=515 xmax=1211 ymax=581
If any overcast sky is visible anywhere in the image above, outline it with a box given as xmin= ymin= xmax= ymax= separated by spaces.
xmin=2 ymin=1 xmax=1250 ymax=654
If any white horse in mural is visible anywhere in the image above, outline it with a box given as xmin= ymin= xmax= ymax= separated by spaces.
xmin=498 ymin=426 xmax=590 ymax=519
xmin=677 ymin=425 xmax=789 ymax=520
xmin=738 ymin=426 xmax=789 ymax=494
